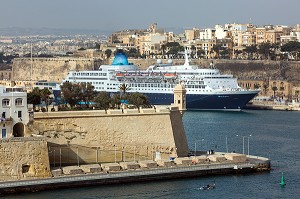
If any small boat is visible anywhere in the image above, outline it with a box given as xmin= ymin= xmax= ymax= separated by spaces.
xmin=200 ymin=184 xmax=215 ymax=190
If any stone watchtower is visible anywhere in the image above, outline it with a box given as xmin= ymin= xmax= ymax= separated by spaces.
xmin=173 ymin=84 xmax=187 ymax=115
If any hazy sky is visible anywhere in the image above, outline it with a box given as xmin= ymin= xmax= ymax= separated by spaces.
xmin=1 ymin=0 xmax=300 ymax=31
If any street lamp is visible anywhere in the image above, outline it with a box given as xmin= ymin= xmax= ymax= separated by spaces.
xmin=236 ymin=134 xmax=252 ymax=155
xmin=225 ymin=136 xmax=228 ymax=153
xmin=247 ymin=135 xmax=252 ymax=156
xmin=194 ymin=139 xmax=205 ymax=156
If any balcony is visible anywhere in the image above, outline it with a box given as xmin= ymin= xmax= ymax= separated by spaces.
xmin=0 ymin=117 xmax=13 ymax=123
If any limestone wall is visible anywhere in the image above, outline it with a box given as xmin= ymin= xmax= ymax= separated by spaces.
xmin=12 ymin=56 xmax=300 ymax=83
xmin=0 ymin=138 xmax=51 ymax=181
xmin=12 ymin=57 xmax=96 ymax=82
xmin=26 ymin=109 xmax=189 ymax=164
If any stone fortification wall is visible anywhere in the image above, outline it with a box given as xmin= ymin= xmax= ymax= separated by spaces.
xmin=0 ymin=138 xmax=51 ymax=181
xmin=12 ymin=57 xmax=96 ymax=82
xmin=26 ymin=108 xmax=189 ymax=164
xmin=12 ymin=56 xmax=300 ymax=83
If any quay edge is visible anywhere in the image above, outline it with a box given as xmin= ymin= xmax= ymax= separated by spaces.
xmin=0 ymin=156 xmax=271 ymax=196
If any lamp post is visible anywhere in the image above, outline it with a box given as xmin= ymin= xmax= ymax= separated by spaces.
xmin=194 ymin=139 xmax=205 ymax=156
xmin=236 ymin=134 xmax=252 ymax=155
xmin=225 ymin=136 xmax=228 ymax=153
xmin=247 ymin=135 xmax=252 ymax=156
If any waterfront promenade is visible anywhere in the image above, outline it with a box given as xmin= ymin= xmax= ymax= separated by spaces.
xmin=246 ymin=101 xmax=300 ymax=111
xmin=0 ymin=153 xmax=270 ymax=195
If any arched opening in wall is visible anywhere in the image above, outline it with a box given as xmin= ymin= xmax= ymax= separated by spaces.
xmin=13 ymin=122 xmax=24 ymax=137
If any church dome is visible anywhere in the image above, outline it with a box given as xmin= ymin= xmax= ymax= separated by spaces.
xmin=112 ymin=52 xmax=129 ymax=65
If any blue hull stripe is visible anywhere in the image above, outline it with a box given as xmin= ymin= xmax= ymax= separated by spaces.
xmin=144 ymin=93 xmax=257 ymax=110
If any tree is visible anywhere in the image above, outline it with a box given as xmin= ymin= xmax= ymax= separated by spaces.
xmin=127 ymin=92 xmax=150 ymax=109
xmin=196 ymin=49 xmax=206 ymax=59
xmin=220 ymin=49 xmax=230 ymax=59
xmin=125 ymin=48 xmax=140 ymax=58
xmin=105 ymin=49 xmax=112 ymax=59
xmin=211 ymin=44 xmax=224 ymax=59
xmin=60 ymin=82 xmax=81 ymax=108
xmin=258 ymin=42 xmax=276 ymax=60
xmin=110 ymin=93 xmax=121 ymax=109
xmin=244 ymin=45 xmax=257 ymax=59
xmin=161 ymin=44 xmax=166 ymax=58
xmin=263 ymin=81 xmax=269 ymax=95
xmin=281 ymin=41 xmax=300 ymax=60
xmin=40 ymin=88 xmax=52 ymax=110
xmin=119 ymin=83 xmax=130 ymax=95
xmin=94 ymin=91 xmax=111 ymax=110
xmin=190 ymin=45 xmax=196 ymax=58
xmin=0 ymin=52 xmax=4 ymax=63
xmin=78 ymin=82 xmax=96 ymax=108
xmin=27 ymin=87 xmax=41 ymax=106
xmin=271 ymin=86 xmax=278 ymax=98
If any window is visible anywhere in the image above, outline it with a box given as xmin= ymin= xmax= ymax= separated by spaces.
xmin=15 ymin=98 xmax=23 ymax=106
xmin=2 ymin=99 xmax=10 ymax=107
xmin=18 ymin=111 xmax=22 ymax=118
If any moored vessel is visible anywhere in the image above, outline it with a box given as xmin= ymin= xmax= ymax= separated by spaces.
xmin=63 ymin=50 xmax=259 ymax=110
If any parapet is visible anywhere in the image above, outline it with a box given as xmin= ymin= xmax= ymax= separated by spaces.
xmin=139 ymin=108 xmax=156 ymax=114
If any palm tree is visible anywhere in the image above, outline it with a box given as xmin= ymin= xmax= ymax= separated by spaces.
xmin=40 ymin=88 xmax=51 ymax=111
xmin=271 ymin=86 xmax=278 ymax=98
xmin=119 ymin=83 xmax=130 ymax=95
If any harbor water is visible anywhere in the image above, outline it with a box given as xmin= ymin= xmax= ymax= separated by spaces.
xmin=5 ymin=110 xmax=300 ymax=199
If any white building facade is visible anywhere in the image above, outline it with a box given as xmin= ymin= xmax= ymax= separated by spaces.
xmin=0 ymin=86 xmax=29 ymax=139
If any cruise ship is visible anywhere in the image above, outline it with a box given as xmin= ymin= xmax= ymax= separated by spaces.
xmin=63 ymin=51 xmax=259 ymax=110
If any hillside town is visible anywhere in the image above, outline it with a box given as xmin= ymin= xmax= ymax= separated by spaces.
xmin=0 ymin=23 xmax=300 ymax=102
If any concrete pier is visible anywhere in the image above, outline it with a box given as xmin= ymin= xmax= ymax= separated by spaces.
xmin=0 ymin=154 xmax=270 ymax=195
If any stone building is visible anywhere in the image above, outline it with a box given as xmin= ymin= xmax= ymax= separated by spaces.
xmin=0 ymin=86 xmax=29 ymax=139
xmin=238 ymin=79 xmax=293 ymax=99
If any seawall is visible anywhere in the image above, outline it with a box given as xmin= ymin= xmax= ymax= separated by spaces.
xmin=0 ymin=155 xmax=270 ymax=195
xmin=26 ymin=108 xmax=189 ymax=164
xmin=0 ymin=138 xmax=51 ymax=181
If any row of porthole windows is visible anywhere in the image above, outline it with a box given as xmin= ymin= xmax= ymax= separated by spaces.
xmin=2 ymin=98 xmax=23 ymax=107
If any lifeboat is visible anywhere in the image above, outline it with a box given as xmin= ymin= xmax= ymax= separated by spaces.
xmin=164 ymin=73 xmax=177 ymax=78
xmin=116 ymin=73 xmax=123 ymax=77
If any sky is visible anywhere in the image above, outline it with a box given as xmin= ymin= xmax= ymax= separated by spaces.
xmin=1 ymin=0 xmax=300 ymax=32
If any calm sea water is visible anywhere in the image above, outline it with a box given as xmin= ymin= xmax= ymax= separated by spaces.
xmin=5 ymin=110 xmax=300 ymax=199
